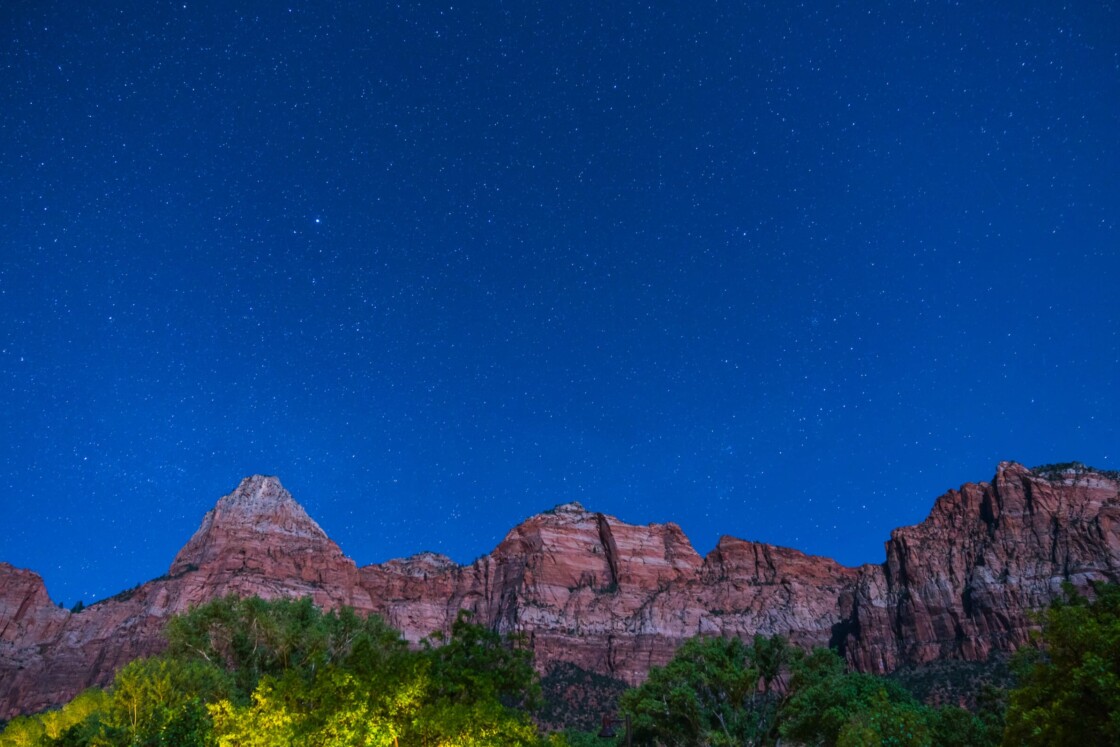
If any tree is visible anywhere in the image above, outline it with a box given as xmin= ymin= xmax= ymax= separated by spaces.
xmin=619 ymin=635 xmax=796 ymax=746
xmin=1003 ymin=582 xmax=1120 ymax=746
xmin=165 ymin=595 xmax=409 ymax=701
xmin=0 ymin=715 xmax=45 ymax=747
xmin=405 ymin=611 xmax=543 ymax=746
xmin=835 ymin=689 xmax=932 ymax=747
xmin=37 ymin=689 xmax=109 ymax=745
xmin=0 ymin=596 xmax=590 ymax=745
xmin=424 ymin=610 xmax=540 ymax=711
xmin=208 ymin=678 xmax=299 ymax=747
xmin=103 ymin=656 xmax=230 ymax=746
xmin=927 ymin=703 xmax=998 ymax=747
xmin=779 ymin=645 xmax=927 ymax=743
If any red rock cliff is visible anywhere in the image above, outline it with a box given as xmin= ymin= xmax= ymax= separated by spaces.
xmin=843 ymin=461 xmax=1120 ymax=671
xmin=2 ymin=463 xmax=1118 ymax=718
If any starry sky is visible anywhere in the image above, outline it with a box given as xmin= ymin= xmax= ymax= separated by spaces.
xmin=2 ymin=1 xmax=1118 ymax=607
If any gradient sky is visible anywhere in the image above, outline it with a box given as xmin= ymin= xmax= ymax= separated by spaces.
xmin=2 ymin=1 xmax=1117 ymax=607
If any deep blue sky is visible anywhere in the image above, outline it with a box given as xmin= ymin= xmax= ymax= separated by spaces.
xmin=2 ymin=1 xmax=1117 ymax=606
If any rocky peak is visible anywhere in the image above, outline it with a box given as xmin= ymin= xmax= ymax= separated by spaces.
xmin=997 ymin=460 xmax=1029 ymax=476
xmin=494 ymin=503 xmax=704 ymax=594
xmin=379 ymin=552 xmax=459 ymax=577
xmin=4 ymin=463 xmax=1120 ymax=720
xmin=1027 ymin=461 xmax=1120 ymax=488
xmin=548 ymin=501 xmax=587 ymax=514
xmin=169 ymin=475 xmax=336 ymax=576
xmin=206 ymin=475 xmax=320 ymax=532
xmin=703 ymin=536 xmax=856 ymax=584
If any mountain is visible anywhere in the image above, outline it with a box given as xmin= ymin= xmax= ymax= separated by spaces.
xmin=2 ymin=462 xmax=1119 ymax=718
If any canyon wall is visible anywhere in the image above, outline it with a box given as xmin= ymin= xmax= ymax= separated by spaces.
xmin=2 ymin=462 xmax=1118 ymax=718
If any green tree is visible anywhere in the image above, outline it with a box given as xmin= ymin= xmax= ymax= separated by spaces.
xmin=0 ymin=715 xmax=45 ymax=747
xmin=404 ymin=611 xmax=543 ymax=746
xmin=2 ymin=596 xmax=563 ymax=746
xmin=834 ymin=689 xmax=932 ymax=747
xmin=619 ymin=635 xmax=795 ymax=746
xmin=165 ymin=595 xmax=406 ymax=701
xmin=38 ymin=689 xmax=110 ymax=746
xmin=927 ymin=704 xmax=998 ymax=747
xmin=409 ymin=697 xmax=542 ymax=747
xmin=1003 ymin=582 xmax=1120 ymax=746
xmin=102 ymin=656 xmax=230 ymax=746
xmin=779 ymin=648 xmax=924 ymax=747
xmin=424 ymin=610 xmax=541 ymax=712
xmin=778 ymin=646 xmax=999 ymax=747
xmin=205 ymin=610 xmax=545 ymax=746
xmin=208 ymin=678 xmax=300 ymax=747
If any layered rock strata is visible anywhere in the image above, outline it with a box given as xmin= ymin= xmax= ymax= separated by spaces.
xmin=844 ymin=462 xmax=1120 ymax=671
xmin=2 ymin=462 xmax=1118 ymax=718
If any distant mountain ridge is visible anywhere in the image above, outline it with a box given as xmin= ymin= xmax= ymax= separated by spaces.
xmin=2 ymin=461 xmax=1119 ymax=718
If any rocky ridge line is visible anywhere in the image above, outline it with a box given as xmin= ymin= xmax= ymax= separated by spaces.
xmin=1 ymin=462 xmax=1118 ymax=718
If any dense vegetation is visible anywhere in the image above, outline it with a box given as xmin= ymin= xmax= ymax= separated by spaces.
xmin=1002 ymin=582 xmax=1120 ymax=746
xmin=616 ymin=637 xmax=1001 ymax=746
xmin=3 ymin=583 xmax=1119 ymax=745
xmin=1030 ymin=462 xmax=1120 ymax=481
xmin=0 ymin=598 xmax=548 ymax=746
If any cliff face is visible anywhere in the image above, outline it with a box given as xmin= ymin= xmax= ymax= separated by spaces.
xmin=844 ymin=462 xmax=1120 ymax=671
xmin=2 ymin=463 xmax=1119 ymax=718
xmin=356 ymin=502 xmax=856 ymax=684
xmin=167 ymin=474 xmax=374 ymax=612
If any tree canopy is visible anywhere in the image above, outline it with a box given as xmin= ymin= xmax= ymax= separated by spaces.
xmin=1002 ymin=582 xmax=1120 ymax=746
xmin=0 ymin=597 xmax=548 ymax=747
xmin=618 ymin=634 xmax=999 ymax=747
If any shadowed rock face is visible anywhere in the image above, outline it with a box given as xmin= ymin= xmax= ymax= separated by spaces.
xmin=844 ymin=462 xmax=1120 ymax=672
xmin=2 ymin=463 xmax=1119 ymax=718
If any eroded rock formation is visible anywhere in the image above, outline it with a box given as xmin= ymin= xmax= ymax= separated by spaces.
xmin=844 ymin=462 xmax=1120 ymax=671
xmin=2 ymin=462 xmax=1118 ymax=718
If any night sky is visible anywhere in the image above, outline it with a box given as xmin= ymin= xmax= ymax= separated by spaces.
xmin=2 ymin=2 xmax=1117 ymax=607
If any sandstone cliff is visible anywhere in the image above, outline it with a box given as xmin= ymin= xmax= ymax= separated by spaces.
xmin=1 ymin=462 xmax=1118 ymax=718
xmin=843 ymin=461 xmax=1120 ymax=671
xmin=0 ymin=475 xmax=375 ymax=716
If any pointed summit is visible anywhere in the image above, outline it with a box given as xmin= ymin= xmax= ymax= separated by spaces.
xmin=206 ymin=475 xmax=325 ymax=536
xmin=169 ymin=475 xmax=339 ymax=576
xmin=221 ymin=474 xmax=291 ymax=507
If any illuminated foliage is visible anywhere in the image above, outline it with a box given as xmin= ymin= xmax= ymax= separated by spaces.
xmin=165 ymin=595 xmax=408 ymax=701
xmin=31 ymin=588 xmax=1120 ymax=745
xmin=0 ymin=597 xmax=550 ymax=746
xmin=103 ymin=656 xmax=230 ymax=744
xmin=0 ymin=715 xmax=45 ymax=747
xmin=208 ymin=679 xmax=298 ymax=747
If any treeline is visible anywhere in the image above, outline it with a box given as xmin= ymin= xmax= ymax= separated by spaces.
xmin=0 ymin=597 xmax=546 ymax=746
xmin=612 ymin=636 xmax=1002 ymax=746
xmin=3 ymin=583 xmax=1119 ymax=746
xmin=613 ymin=582 xmax=1120 ymax=746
